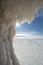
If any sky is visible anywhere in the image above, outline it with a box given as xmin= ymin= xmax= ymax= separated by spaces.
xmin=16 ymin=8 xmax=43 ymax=38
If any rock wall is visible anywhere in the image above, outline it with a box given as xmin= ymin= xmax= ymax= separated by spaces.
xmin=0 ymin=1 xmax=20 ymax=65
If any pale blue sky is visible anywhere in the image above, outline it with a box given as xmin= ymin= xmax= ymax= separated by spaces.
xmin=16 ymin=8 xmax=43 ymax=38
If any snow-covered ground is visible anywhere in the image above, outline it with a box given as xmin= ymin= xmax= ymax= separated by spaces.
xmin=13 ymin=38 xmax=43 ymax=65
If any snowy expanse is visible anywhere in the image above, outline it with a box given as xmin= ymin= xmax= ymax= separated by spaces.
xmin=13 ymin=37 xmax=43 ymax=65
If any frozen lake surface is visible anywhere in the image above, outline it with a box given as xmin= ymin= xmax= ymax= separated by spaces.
xmin=13 ymin=38 xmax=43 ymax=65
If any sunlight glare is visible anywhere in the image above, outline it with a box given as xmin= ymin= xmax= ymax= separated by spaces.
xmin=16 ymin=23 xmax=20 ymax=27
